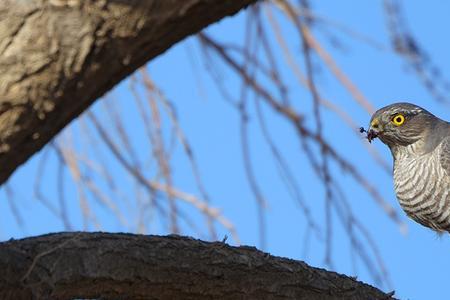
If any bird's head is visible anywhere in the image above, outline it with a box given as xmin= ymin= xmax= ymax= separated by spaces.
xmin=367 ymin=102 xmax=438 ymax=150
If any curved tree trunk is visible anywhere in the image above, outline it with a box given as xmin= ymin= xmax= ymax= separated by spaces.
xmin=0 ymin=232 xmax=395 ymax=299
xmin=0 ymin=0 xmax=257 ymax=184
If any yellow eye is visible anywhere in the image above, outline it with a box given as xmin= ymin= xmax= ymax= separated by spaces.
xmin=392 ymin=114 xmax=405 ymax=126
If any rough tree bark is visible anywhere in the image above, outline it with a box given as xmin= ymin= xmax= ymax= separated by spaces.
xmin=0 ymin=232 xmax=395 ymax=299
xmin=0 ymin=1 xmax=396 ymax=299
xmin=0 ymin=0 xmax=257 ymax=184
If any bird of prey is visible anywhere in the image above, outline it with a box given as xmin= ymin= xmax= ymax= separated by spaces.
xmin=366 ymin=102 xmax=450 ymax=232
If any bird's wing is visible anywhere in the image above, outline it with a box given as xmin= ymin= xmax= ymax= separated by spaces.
xmin=439 ymin=136 xmax=450 ymax=176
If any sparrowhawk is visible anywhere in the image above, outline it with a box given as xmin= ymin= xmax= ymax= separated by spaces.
xmin=367 ymin=102 xmax=450 ymax=232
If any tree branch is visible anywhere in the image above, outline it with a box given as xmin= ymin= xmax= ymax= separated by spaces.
xmin=0 ymin=232 xmax=395 ymax=299
xmin=0 ymin=0 xmax=257 ymax=184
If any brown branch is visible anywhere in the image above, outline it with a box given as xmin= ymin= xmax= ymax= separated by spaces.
xmin=87 ymin=111 xmax=239 ymax=242
xmin=0 ymin=0 xmax=258 ymax=184
xmin=198 ymin=32 xmax=404 ymax=230
xmin=273 ymin=0 xmax=375 ymax=114
xmin=0 ymin=232 xmax=396 ymax=300
xmin=139 ymin=70 xmax=219 ymax=239
xmin=264 ymin=5 xmax=391 ymax=174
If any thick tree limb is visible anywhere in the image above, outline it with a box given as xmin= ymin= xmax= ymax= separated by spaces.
xmin=0 ymin=0 xmax=257 ymax=184
xmin=0 ymin=232 xmax=395 ymax=299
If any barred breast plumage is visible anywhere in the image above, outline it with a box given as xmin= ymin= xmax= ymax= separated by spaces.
xmin=393 ymin=141 xmax=450 ymax=232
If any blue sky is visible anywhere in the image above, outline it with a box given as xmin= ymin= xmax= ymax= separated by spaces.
xmin=2 ymin=1 xmax=450 ymax=299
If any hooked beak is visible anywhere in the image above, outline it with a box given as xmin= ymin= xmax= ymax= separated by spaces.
xmin=367 ymin=118 xmax=382 ymax=143
xmin=367 ymin=128 xmax=378 ymax=143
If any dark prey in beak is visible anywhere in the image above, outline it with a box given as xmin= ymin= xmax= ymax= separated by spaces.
xmin=359 ymin=126 xmax=378 ymax=143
